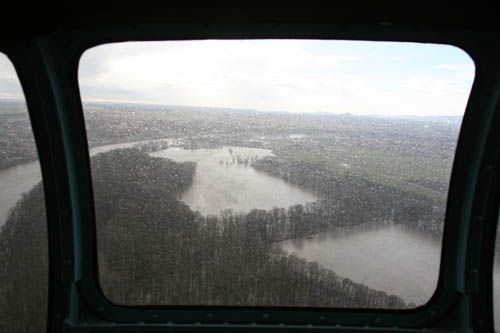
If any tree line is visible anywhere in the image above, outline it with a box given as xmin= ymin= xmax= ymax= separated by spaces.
xmin=252 ymin=156 xmax=445 ymax=237
xmin=0 ymin=148 xmax=406 ymax=332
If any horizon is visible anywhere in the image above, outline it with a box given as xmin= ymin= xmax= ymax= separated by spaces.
xmin=0 ymin=97 xmax=464 ymax=120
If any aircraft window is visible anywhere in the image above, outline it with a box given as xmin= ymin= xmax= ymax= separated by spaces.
xmin=0 ymin=53 xmax=47 ymax=331
xmin=78 ymin=40 xmax=474 ymax=308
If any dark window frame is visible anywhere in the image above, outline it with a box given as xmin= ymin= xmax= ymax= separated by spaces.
xmin=2 ymin=21 xmax=500 ymax=332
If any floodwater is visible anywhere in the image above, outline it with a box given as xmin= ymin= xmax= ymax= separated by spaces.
xmin=2 ymin=141 xmax=500 ymax=326
xmin=0 ymin=142 xmax=317 ymax=225
xmin=0 ymin=139 xmax=172 ymax=228
xmin=280 ymin=224 xmax=441 ymax=305
xmin=0 ymin=161 xmax=42 ymax=225
xmin=281 ymin=224 xmax=500 ymax=323
xmin=150 ymin=146 xmax=318 ymax=215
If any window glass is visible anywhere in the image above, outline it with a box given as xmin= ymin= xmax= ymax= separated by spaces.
xmin=79 ymin=40 xmax=474 ymax=308
xmin=0 ymin=53 xmax=47 ymax=331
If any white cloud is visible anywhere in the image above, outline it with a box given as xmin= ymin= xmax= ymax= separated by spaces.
xmin=77 ymin=40 xmax=474 ymax=116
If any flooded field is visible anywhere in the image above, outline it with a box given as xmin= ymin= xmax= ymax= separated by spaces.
xmin=150 ymin=146 xmax=318 ymax=215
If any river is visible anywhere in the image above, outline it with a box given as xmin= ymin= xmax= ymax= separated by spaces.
xmin=0 ymin=139 xmax=173 ymax=228
xmin=1 ymin=141 xmax=499 ymax=325
xmin=281 ymin=223 xmax=500 ymax=325
xmin=280 ymin=224 xmax=441 ymax=305
xmin=0 ymin=142 xmax=318 ymax=224
xmin=150 ymin=146 xmax=318 ymax=215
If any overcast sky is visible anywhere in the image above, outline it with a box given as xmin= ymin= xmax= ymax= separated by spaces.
xmin=1 ymin=40 xmax=475 ymax=116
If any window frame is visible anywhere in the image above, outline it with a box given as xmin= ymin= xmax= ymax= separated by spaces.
xmin=4 ymin=22 xmax=500 ymax=332
xmin=0 ymin=46 xmax=74 ymax=333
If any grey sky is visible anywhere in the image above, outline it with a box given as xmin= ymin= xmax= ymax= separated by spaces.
xmin=1 ymin=40 xmax=475 ymax=116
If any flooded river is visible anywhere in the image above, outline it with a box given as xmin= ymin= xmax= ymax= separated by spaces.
xmin=150 ymin=146 xmax=318 ymax=215
xmin=281 ymin=223 xmax=500 ymax=324
xmin=280 ymin=224 xmax=441 ymax=305
xmin=1 ymin=141 xmax=500 ymax=324
xmin=0 ymin=139 xmax=171 ymax=227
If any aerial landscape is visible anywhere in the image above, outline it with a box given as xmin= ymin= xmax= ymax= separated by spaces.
xmin=0 ymin=39 xmax=482 ymax=332
xmin=0 ymin=99 xmax=465 ymax=331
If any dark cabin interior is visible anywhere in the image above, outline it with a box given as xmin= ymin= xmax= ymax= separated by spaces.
xmin=1 ymin=2 xmax=500 ymax=332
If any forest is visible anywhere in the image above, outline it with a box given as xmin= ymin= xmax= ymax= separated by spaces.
xmin=252 ymin=156 xmax=444 ymax=238
xmin=0 ymin=148 xmax=407 ymax=332
xmin=0 ymin=101 xmax=459 ymax=332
